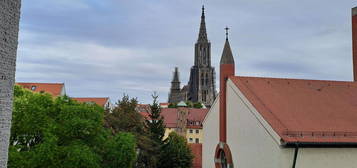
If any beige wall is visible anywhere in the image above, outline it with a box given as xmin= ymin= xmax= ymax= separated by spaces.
xmin=164 ymin=127 xmax=204 ymax=144
xmin=202 ymin=97 xmax=220 ymax=168
xmin=186 ymin=128 xmax=203 ymax=144
xmin=163 ymin=128 xmax=175 ymax=140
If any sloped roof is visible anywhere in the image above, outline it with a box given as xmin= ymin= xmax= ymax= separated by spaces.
xmin=140 ymin=108 xmax=209 ymax=128
xmin=17 ymin=82 xmax=64 ymax=97
xmin=72 ymin=97 xmax=109 ymax=107
xmin=230 ymin=76 xmax=357 ymax=144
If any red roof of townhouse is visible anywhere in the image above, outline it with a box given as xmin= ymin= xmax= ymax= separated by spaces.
xmin=159 ymin=103 xmax=170 ymax=107
xmin=189 ymin=143 xmax=202 ymax=168
xmin=72 ymin=97 xmax=109 ymax=107
xmin=16 ymin=82 xmax=65 ymax=97
xmin=230 ymin=76 xmax=357 ymax=144
xmin=140 ymin=108 xmax=209 ymax=128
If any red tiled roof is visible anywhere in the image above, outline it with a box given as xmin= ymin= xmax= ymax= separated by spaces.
xmin=189 ymin=143 xmax=202 ymax=168
xmin=230 ymin=76 xmax=357 ymax=144
xmin=72 ymin=97 xmax=109 ymax=107
xmin=17 ymin=82 xmax=64 ymax=96
xmin=161 ymin=108 xmax=178 ymax=128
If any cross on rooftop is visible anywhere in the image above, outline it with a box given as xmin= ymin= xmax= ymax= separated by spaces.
xmin=225 ymin=26 xmax=230 ymax=40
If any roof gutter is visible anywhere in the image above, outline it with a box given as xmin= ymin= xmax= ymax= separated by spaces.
xmin=283 ymin=142 xmax=357 ymax=148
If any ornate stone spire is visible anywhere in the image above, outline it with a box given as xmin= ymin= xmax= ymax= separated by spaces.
xmin=220 ymin=27 xmax=235 ymax=65
xmin=198 ymin=5 xmax=208 ymax=42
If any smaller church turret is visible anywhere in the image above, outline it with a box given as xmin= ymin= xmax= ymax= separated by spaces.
xmin=219 ymin=27 xmax=235 ymax=143
xmin=168 ymin=67 xmax=183 ymax=103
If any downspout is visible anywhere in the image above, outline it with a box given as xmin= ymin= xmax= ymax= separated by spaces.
xmin=292 ymin=143 xmax=299 ymax=168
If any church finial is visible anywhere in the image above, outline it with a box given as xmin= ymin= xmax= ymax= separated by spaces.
xmin=198 ymin=5 xmax=208 ymax=42
xmin=225 ymin=26 xmax=229 ymax=40
xmin=220 ymin=28 xmax=235 ymax=65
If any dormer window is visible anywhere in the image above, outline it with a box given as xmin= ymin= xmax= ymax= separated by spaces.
xmin=31 ymin=86 xmax=36 ymax=91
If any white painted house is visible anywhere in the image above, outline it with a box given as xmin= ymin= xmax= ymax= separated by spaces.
xmin=203 ymin=7 xmax=357 ymax=168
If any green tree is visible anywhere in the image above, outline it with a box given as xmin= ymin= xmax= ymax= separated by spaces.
xmin=168 ymin=101 xmax=203 ymax=109
xmin=146 ymin=93 xmax=165 ymax=142
xmin=193 ymin=102 xmax=203 ymax=109
xmin=8 ymin=85 xmax=136 ymax=168
xmin=103 ymin=133 xmax=137 ymax=168
xmin=158 ymin=132 xmax=194 ymax=168
xmin=105 ymin=95 xmax=158 ymax=168
xmin=104 ymin=95 xmax=143 ymax=134
xmin=168 ymin=103 xmax=177 ymax=108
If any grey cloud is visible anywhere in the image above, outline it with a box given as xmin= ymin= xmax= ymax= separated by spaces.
xmin=16 ymin=0 xmax=357 ymax=103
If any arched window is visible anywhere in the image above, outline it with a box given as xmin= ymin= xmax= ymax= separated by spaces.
xmin=215 ymin=143 xmax=234 ymax=168
xmin=219 ymin=150 xmax=227 ymax=168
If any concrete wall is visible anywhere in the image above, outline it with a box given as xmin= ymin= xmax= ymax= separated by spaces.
xmin=0 ymin=1 xmax=21 ymax=167
xmin=202 ymin=97 xmax=219 ymax=168
xmin=296 ymin=148 xmax=357 ymax=168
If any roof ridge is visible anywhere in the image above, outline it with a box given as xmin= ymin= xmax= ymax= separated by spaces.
xmin=231 ymin=76 xmax=354 ymax=83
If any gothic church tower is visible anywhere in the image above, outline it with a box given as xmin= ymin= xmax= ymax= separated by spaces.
xmin=168 ymin=6 xmax=216 ymax=107
xmin=187 ymin=6 xmax=216 ymax=106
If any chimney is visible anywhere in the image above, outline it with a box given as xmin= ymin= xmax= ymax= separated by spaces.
xmin=353 ymin=7 xmax=357 ymax=81
xmin=219 ymin=29 xmax=235 ymax=143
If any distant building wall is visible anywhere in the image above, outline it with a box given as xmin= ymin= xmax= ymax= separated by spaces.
xmin=186 ymin=128 xmax=203 ymax=144
xmin=0 ymin=0 xmax=21 ymax=167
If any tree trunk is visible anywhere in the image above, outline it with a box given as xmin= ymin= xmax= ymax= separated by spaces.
xmin=0 ymin=1 xmax=21 ymax=168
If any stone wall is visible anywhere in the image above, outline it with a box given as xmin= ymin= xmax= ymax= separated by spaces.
xmin=0 ymin=0 xmax=21 ymax=167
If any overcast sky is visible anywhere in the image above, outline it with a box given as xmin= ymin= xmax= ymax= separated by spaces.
xmin=16 ymin=0 xmax=357 ymax=104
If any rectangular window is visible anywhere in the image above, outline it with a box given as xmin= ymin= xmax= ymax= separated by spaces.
xmin=195 ymin=138 xmax=199 ymax=143
xmin=196 ymin=130 xmax=199 ymax=134
xmin=189 ymin=129 xmax=193 ymax=133
xmin=189 ymin=138 xmax=193 ymax=142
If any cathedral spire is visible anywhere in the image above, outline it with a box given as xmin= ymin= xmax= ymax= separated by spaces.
xmin=198 ymin=5 xmax=208 ymax=42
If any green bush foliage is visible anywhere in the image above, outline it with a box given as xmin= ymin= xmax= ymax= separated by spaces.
xmin=8 ymin=86 xmax=136 ymax=168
